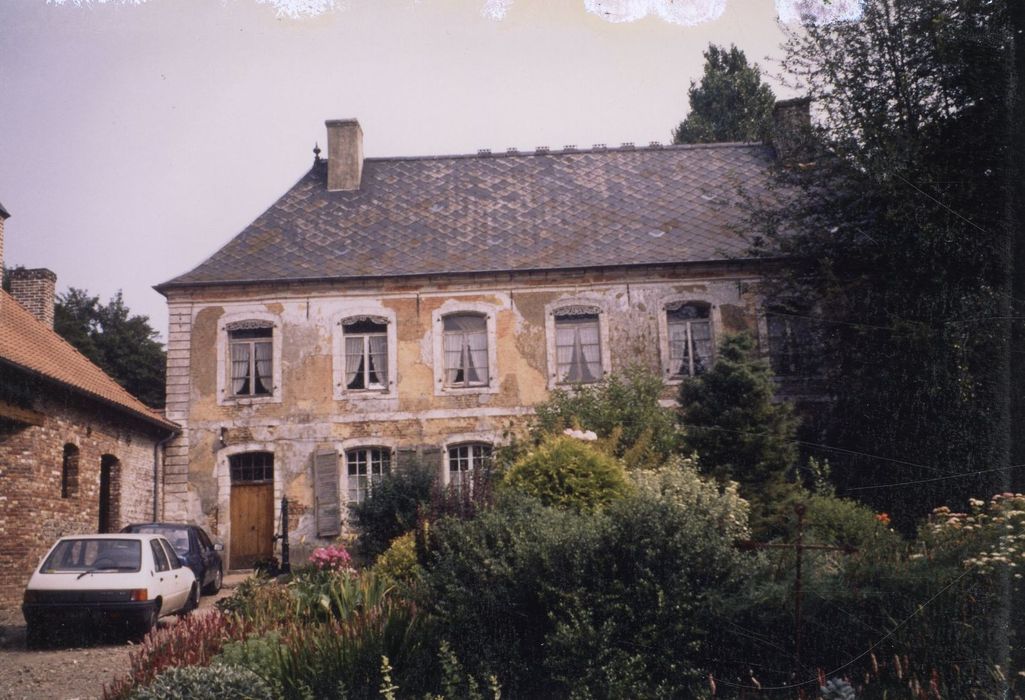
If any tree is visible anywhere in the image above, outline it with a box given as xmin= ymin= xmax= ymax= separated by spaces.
xmin=54 ymin=288 xmax=167 ymax=408
xmin=750 ymin=0 xmax=1016 ymax=530
xmin=672 ymin=43 xmax=776 ymax=145
xmin=677 ymin=333 xmax=800 ymax=532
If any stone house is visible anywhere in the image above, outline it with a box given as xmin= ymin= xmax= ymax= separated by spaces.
xmin=0 ymin=204 xmax=179 ymax=612
xmin=156 ymin=105 xmax=817 ymax=569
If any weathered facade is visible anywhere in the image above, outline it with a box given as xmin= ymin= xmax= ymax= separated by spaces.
xmin=0 ymin=206 xmax=179 ymax=613
xmin=157 ymin=112 xmax=811 ymax=569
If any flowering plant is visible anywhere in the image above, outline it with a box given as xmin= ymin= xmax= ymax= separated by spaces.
xmin=563 ymin=427 xmax=598 ymax=442
xmin=308 ymin=544 xmax=353 ymax=572
xmin=926 ymin=492 xmax=1025 ymax=578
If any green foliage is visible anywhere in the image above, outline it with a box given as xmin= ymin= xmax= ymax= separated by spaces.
xmin=350 ymin=464 xmax=434 ymax=561
xmin=532 ymin=366 xmax=679 ymax=468
xmin=214 ymin=633 xmax=286 ymax=697
xmin=753 ymin=0 xmax=1017 ymax=528
xmin=127 ymin=664 xmax=274 ymax=700
xmin=372 ymin=532 xmax=424 ymax=595
xmin=501 ymin=435 xmax=632 ymax=512
xmin=420 ymin=487 xmax=749 ymax=696
xmin=677 ymin=333 xmax=800 ymax=525
xmin=672 ymin=43 xmax=776 ymax=145
xmin=54 ymin=288 xmax=167 ymax=407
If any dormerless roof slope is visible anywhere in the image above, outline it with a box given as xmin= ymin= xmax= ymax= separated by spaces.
xmin=0 ymin=291 xmax=177 ymax=431
xmin=158 ymin=142 xmax=776 ymax=291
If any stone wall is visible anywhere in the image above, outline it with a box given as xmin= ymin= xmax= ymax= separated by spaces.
xmin=162 ymin=264 xmax=765 ymax=569
xmin=0 ymin=386 xmax=165 ymax=613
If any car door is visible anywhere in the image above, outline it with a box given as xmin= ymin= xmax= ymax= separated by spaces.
xmin=148 ymin=538 xmax=174 ymax=615
xmin=158 ymin=538 xmax=191 ymax=611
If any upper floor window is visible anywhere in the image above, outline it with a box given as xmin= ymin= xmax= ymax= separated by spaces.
xmin=228 ymin=322 xmax=273 ymax=397
xmin=667 ymin=302 xmax=712 ymax=378
xmin=443 ymin=313 xmax=489 ymax=388
xmin=447 ymin=442 xmax=492 ymax=492
xmin=554 ymin=308 xmax=602 ymax=384
xmin=767 ymin=312 xmax=819 ymax=377
xmin=342 ymin=318 xmax=388 ymax=391
xmin=346 ymin=447 xmax=391 ymax=503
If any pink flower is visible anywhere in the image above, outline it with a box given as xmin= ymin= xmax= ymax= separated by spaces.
xmin=308 ymin=544 xmax=352 ymax=571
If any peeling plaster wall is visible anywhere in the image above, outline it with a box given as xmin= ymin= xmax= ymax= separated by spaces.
xmin=162 ymin=267 xmax=761 ymax=568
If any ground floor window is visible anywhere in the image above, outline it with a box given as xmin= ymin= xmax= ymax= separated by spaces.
xmin=447 ymin=443 xmax=493 ymax=492
xmin=346 ymin=447 xmax=391 ymax=503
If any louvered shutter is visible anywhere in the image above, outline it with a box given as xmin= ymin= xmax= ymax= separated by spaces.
xmin=314 ymin=449 xmax=341 ymax=537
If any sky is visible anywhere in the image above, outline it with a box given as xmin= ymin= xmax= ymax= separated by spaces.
xmin=0 ymin=0 xmax=856 ymax=340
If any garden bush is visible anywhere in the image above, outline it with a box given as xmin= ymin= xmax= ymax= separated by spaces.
xmin=349 ymin=464 xmax=434 ymax=560
xmin=533 ymin=365 xmax=679 ymax=468
xmin=501 ymin=434 xmax=632 ymax=512
xmin=372 ymin=531 xmax=424 ymax=594
xmin=420 ymin=487 xmax=749 ymax=696
xmin=127 ymin=664 xmax=273 ymax=700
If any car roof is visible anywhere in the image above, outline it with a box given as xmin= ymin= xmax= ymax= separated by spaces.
xmin=55 ymin=533 xmax=168 ymax=541
xmin=122 ymin=522 xmax=198 ymax=530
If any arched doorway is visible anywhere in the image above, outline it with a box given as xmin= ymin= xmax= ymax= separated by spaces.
xmin=98 ymin=454 xmax=120 ymax=533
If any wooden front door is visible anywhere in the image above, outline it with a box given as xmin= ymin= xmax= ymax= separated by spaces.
xmin=230 ymin=483 xmax=273 ymax=569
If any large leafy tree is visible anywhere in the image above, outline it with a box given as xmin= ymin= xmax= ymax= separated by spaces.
xmin=672 ymin=43 xmax=776 ymax=144
xmin=751 ymin=0 xmax=1017 ymax=529
xmin=54 ymin=289 xmax=166 ymax=408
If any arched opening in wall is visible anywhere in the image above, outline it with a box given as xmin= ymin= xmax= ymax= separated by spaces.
xmin=98 ymin=454 xmax=121 ymax=533
xmin=228 ymin=451 xmax=274 ymax=570
xmin=61 ymin=444 xmax=80 ymax=498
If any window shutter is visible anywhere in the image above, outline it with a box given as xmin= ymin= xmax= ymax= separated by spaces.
xmin=314 ymin=449 xmax=341 ymax=537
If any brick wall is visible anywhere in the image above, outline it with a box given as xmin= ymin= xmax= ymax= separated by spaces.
xmin=0 ymin=385 xmax=166 ymax=615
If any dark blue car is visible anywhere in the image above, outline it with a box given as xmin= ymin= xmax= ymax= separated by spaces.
xmin=120 ymin=523 xmax=223 ymax=595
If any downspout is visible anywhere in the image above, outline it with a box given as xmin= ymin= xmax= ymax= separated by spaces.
xmin=153 ymin=432 xmax=176 ymax=521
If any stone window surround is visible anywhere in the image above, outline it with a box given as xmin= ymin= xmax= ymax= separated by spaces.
xmin=336 ymin=437 xmax=398 ymax=508
xmin=656 ymin=295 xmax=721 ymax=385
xmin=332 ymin=306 xmax=399 ymax=401
xmin=544 ymin=297 xmax=613 ymax=390
xmin=215 ymin=442 xmax=282 ymax=566
xmin=440 ymin=432 xmax=500 ymax=485
xmin=216 ymin=310 xmax=283 ymax=406
xmin=431 ymin=301 xmax=500 ymax=396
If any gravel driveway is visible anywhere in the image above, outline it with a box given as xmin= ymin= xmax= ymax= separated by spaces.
xmin=0 ymin=576 xmax=245 ymax=700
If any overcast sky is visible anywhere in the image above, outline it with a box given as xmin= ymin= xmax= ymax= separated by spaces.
xmin=0 ymin=0 xmax=849 ymax=340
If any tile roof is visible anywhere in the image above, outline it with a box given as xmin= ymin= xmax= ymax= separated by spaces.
xmin=0 ymin=200 xmax=9 ymax=219
xmin=158 ymin=142 xmax=777 ymax=290
xmin=0 ymin=290 xmax=177 ymax=431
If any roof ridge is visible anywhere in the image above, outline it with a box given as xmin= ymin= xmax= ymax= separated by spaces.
xmin=364 ymin=141 xmax=768 ymax=163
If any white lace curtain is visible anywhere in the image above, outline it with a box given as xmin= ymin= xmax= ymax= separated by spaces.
xmin=556 ymin=316 xmax=601 ymax=383
xmin=230 ymin=343 xmax=250 ymax=394
xmin=443 ymin=315 xmax=487 ymax=385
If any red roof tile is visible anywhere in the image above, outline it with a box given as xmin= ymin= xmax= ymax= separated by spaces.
xmin=0 ymin=290 xmax=177 ymax=431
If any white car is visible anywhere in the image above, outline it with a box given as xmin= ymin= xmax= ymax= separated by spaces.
xmin=22 ymin=534 xmax=199 ymax=646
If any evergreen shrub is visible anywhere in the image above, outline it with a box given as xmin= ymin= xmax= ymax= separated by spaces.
xmin=127 ymin=665 xmax=274 ymax=700
xmin=350 ymin=464 xmax=434 ymax=560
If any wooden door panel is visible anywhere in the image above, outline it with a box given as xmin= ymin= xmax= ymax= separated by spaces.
xmin=230 ymin=484 xmax=273 ymax=569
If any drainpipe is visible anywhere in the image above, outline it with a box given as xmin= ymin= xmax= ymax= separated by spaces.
xmin=153 ymin=432 xmax=176 ymax=521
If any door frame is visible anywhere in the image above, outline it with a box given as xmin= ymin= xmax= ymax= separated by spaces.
xmin=216 ymin=443 xmax=280 ymax=571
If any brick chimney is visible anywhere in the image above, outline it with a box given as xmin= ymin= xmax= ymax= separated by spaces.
xmin=325 ymin=119 xmax=364 ymax=192
xmin=10 ymin=268 xmax=57 ymax=329
xmin=0 ymin=201 xmax=8 ymax=291
xmin=771 ymin=98 xmax=813 ymax=164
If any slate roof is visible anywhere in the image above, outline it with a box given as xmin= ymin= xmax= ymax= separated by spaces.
xmin=0 ymin=290 xmax=178 ymax=431
xmin=158 ymin=142 xmax=777 ymax=290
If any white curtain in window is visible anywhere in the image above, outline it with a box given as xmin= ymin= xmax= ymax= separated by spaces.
xmin=254 ymin=341 xmax=273 ymax=390
xmin=345 ymin=336 xmax=364 ymax=387
xmin=690 ymin=320 xmax=712 ymax=374
xmin=577 ymin=322 xmax=601 ymax=379
xmin=444 ymin=331 xmax=464 ymax=381
xmin=230 ymin=344 xmax=249 ymax=394
xmin=466 ymin=331 xmax=487 ymax=384
xmin=368 ymin=335 xmax=388 ymax=385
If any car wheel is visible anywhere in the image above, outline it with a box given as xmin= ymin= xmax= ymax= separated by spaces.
xmin=131 ymin=603 xmax=158 ymax=641
xmin=179 ymin=584 xmax=199 ymax=616
xmin=203 ymin=565 xmax=223 ymax=595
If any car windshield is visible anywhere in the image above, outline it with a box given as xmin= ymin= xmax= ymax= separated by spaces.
xmin=41 ymin=539 xmax=142 ymax=573
xmin=132 ymin=526 xmax=190 ymax=556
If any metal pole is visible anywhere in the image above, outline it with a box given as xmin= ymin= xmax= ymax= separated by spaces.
xmin=279 ymin=496 xmax=291 ymax=574
xmin=794 ymin=502 xmax=806 ymax=700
